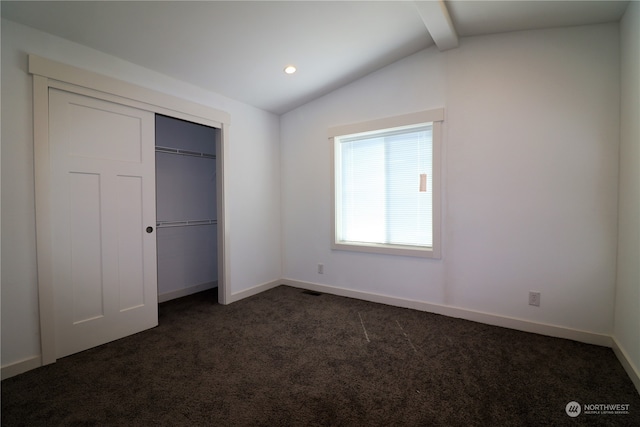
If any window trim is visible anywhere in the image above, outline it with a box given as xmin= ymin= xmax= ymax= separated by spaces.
xmin=329 ymin=109 xmax=443 ymax=258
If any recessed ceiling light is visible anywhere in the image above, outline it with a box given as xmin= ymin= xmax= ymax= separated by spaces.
xmin=284 ymin=65 xmax=297 ymax=74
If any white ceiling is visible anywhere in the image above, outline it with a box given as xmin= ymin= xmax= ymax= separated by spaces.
xmin=1 ymin=1 xmax=630 ymax=115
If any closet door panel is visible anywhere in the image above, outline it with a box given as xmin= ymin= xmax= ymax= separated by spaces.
xmin=49 ymin=89 xmax=158 ymax=359
xmin=69 ymin=172 xmax=104 ymax=323
xmin=67 ymin=100 xmax=142 ymax=163
xmin=116 ymin=175 xmax=145 ymax=310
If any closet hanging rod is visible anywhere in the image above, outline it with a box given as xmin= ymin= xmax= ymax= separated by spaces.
xmin=156 ymin=219 xmax=217 ymax=229
xmin=155 ymin=146 xmax=216 ymax=159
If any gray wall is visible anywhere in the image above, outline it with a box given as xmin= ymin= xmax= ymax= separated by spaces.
xmin=614 ymin=1 xmax=640 ymax=388
xmin=155 ymin=115 xmax=218 ymax=300
xmin=280 ymin=23 xmax=620 ymax=335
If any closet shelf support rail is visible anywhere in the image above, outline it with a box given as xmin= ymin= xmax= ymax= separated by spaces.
xmin=156 ymin=219 xmax=217 ymax=229
xmin=155 ymin=146 xmax=216 ymax=159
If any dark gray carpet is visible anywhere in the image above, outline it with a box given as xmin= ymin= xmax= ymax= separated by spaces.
xmin=2 ymin=285 xmax=639 ymax=426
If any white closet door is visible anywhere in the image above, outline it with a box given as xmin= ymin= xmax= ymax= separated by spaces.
xmin=49 ymin=89 xmax=158 ymax=358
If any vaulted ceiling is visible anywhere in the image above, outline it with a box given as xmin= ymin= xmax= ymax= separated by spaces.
xmin=1 ymin=1 xmax=629 ymax=114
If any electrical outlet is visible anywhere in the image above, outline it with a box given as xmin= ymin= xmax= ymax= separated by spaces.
xmin=529 ymin=291 xmax=541 ymax=307
xmin=318 ymin=263 xmax=324 ymax=274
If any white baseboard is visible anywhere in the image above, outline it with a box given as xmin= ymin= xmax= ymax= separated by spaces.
xmin=227 ymin=279 xmax=282 ymax=304
xmin=281 ymin=278 xmax=613 ymax=347
xmin=1 ymin=355 xmax=42 ymax=380
xmin=612 ymin=337 xmax=640 ymax=394
xmin=158 ymin=281 xmax=218 ymax=303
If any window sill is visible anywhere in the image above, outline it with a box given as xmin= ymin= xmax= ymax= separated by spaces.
xmin=332 ymin=241 xmax=440 ymax=259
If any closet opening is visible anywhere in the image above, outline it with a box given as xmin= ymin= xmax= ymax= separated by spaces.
xmin=155 ymin=114 xmax=220 ymax=303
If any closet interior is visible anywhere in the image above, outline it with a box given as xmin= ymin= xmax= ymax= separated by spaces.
xmin=155 ymin=114 xmax=219 ymax=302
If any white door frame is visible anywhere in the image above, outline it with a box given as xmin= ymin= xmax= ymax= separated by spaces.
xmin=30 ymin=54 xmax=232 ymax=365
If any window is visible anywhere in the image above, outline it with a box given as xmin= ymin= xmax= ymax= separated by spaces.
xmin=330 ymin=109 xmax=443 ymax=258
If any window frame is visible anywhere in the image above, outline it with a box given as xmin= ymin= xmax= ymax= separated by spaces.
xmin=329 ymin=109 xmax=443 ymax=258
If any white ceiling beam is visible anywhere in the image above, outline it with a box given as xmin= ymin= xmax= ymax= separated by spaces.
xmin=415 ymin=1 xmax=459 ymax=51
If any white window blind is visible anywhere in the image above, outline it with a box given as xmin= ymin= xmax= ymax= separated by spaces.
xmin=336 ymin=123 xmax=433 ymax=248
